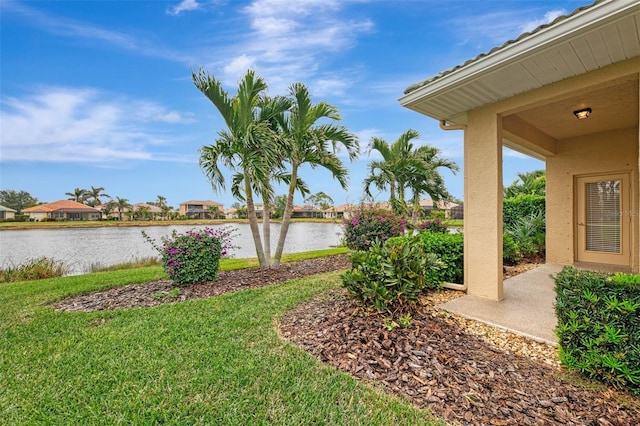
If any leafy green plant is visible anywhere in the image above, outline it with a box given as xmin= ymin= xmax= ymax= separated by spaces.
xmin=153 ymin=288 xmax=181 ymax=300
xmin=143 ymin=227 xmax=237 ymax=286
xmin=397 ymin=313 xmax=413 ymax=328
xmin=503 ymin=194 xmax=545 ymax=228
xmin=502 ymin=233 xmax=521 ymax=265
xmin=555 ymin=267 xmax=640 ymax=394
xmin=504 ymin=210 xmax=545 ymax=261
xmin=417 ymin=231 xmax=464 ymax=284
xmin=428 ymin=209 xmax=446 ymax=220
xmin=0 ymin=257 xmax=68 ymax=283
xmin=342 ymin=235 xmax=443 ymax=312
xmin=343 ymin=206 xmax=406 ymax=251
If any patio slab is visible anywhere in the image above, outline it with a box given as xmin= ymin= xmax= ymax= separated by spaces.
xmin=440 ymin=264 xmax=564 ymax=346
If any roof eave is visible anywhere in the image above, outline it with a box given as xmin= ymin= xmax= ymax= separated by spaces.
xmin=398 ymin=0 xmax=638 ymax=122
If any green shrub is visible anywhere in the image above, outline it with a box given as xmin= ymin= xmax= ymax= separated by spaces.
xmin=343 ymin=206 xmax=406 ymax=251
xmin=503 ymin=194 xmax=545 ymax=228
xmin=504 ymin=210 xmax=545 ymax=260
xmin=429 ymin=209 xmax=446 ymax=220
xmin=417 ymin=231 xmax=464 ymax=284
xmin=502 ymin=233 xmax=520 ymax=265
xmin=555 ymin=267 xmax=640 ymax=394
xmin=341 ymin=235 xmax=443 ymax=312
xmin=0 ymin=257 xmax=68 ymax=283
xmin=14 ymin=214 xmax=29 ymax=222
xmin=143 ymin=227 xmax=236 ymax=286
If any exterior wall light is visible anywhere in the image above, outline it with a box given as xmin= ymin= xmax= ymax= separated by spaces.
xmin=573 ymin=107 xmax=592 ymax=119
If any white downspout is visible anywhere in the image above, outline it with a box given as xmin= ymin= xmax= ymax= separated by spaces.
xmin=439 ymin=119 xmax=468 ymax=291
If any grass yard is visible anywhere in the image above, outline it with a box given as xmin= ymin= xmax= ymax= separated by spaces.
xmin=0 ymin=256 xmax=443 ymax=425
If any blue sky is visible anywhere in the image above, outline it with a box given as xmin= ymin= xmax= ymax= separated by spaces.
xmin=1 ymin=0 xmax=586 ymax=210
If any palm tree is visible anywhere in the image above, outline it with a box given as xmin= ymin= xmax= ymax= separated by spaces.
xmin=406 ymin=145 xmax=459 ymax=224
xmin=504 ymin=170 xmax=546 ymax=198
xmin=114 ymin=197 xmax=131 ymax=221
xmin=272 ymin=82 xmax=359 ymax=267
xmin=363 ymin=129 xmax=458 ymax=220
xmin=86 ymin=186 xmax=110 ymax=207
xmin=155 ymin=195 xmax=170 ymax=220
xmin=65 ymin=187 xmax=88 ymax=204
xmin=102 ymin=200 xmax=116 ymax=219
xmin=192 ymin=68 xmax=288 ymax=269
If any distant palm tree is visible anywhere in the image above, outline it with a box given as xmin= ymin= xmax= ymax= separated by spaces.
xmin=102 ymin=201 xmax=116 ymax=219
xmin=364 ymin=129 xmax=458 ymax=220
xmin=65 ymin=187 xmax=88 ymax=203
xmin=114 ymin=197 xmax=131 ymax=221
xmin=156 ymin=195 xmax=168 ymax=219
xmin=86 ymin=186 xmax=110 ymax=207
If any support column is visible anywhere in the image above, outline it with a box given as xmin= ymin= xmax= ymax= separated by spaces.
xmin=464 ymin=109 xmax=504 ymax=300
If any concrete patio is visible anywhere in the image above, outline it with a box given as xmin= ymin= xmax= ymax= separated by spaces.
xmin=440 ymin=264 xmax=564 ymax=346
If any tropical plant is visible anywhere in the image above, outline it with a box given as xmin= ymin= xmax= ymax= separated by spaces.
xmin=85 ymin=186 xmax=110 ymax=207
xmin=114 ymin=197 xmax=131 ymax=221
xmin=157 ymin=196 xmax=172 ymax=220
xmin=65 ymin=187 xmax=88 ymax=203
xmin=363 ymin=129 xmax=458 ymax=222
xmin=342 ymin=235 xmax=444 ymax=313
xmin=272 ymin=82 xmax=359 ymax=267
xmin=504 ymin=170 xmax=546 ymax=198
xmin=193 ymin=68 xmax=289 ymax=269
xmin=143 ymin=227 xmax=236 ymax=286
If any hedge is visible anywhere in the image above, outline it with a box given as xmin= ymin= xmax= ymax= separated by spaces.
xmin=555 ymin=267 xmax=640 ymax=394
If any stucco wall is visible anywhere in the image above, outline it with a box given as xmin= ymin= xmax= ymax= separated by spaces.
xmin=546 ymin=126 xmax=639 ymax=271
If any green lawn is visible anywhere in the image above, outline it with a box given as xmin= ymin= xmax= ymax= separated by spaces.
xmin=0 ymin=252 xmax=444 ymax=425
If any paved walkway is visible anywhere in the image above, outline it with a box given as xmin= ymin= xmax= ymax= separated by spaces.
xmin=439 ymin=264 xmax=564 ymax=346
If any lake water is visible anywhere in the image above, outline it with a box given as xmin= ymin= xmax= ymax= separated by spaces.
xmin=0 ymin=222 xmax=344 ymax=275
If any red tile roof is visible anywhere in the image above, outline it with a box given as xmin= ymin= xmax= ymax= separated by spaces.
xmin=23 ymin=200 xmax=101 ymax=213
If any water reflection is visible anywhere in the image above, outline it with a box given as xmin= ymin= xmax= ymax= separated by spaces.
xmin=0 ymin=223 xmax=343 ymax=275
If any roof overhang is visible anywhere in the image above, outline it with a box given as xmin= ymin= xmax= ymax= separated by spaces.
xmin=399 ymin=0 xmax=640 ymax=125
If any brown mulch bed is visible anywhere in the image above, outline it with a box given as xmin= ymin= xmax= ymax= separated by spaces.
xmin=55 ymin=254 xmax=640 ymax=425
xmin=54 ymin=254 xmax=352 ymax=312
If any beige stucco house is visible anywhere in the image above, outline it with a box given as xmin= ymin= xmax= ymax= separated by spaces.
xmin=400 ymin=0 xmax=639 ymax=301
xmin=0 ymin=205 xmax=17 ymax=220
xmin=179 ymin=200 xmax=224 ymax=219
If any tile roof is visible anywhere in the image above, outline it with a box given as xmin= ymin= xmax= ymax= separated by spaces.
xmin=23 ymin=200 xmax=101 ymax=212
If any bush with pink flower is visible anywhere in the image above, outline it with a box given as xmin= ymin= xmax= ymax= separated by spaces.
xmin=343 ymin=206 xmax=406 ymax=251
xmin=143 ymin=227 xmax=236 ymax=286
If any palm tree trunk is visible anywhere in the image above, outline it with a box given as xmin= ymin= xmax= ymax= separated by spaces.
xmin=272 ymin=166 xmax=298 ymax=267
xmin=262 ymin=201 xmax=271 ymax=266
xmin=244 ymin=175 xmax=268 ymax=269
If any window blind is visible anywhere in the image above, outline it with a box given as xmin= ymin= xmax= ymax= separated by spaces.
xmin=585 ymin=180 xmax=621 ymax=253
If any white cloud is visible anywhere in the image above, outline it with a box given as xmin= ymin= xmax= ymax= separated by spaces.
xmin=520 ymin=10 xmax=566 ymax=33
xmin=167 ymin=0 xmax=201 ymax=16
xmin=205 ymin=0 xmax=373 ymax=95
xmin=0 ymin=87 xmax=194 ymax=163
